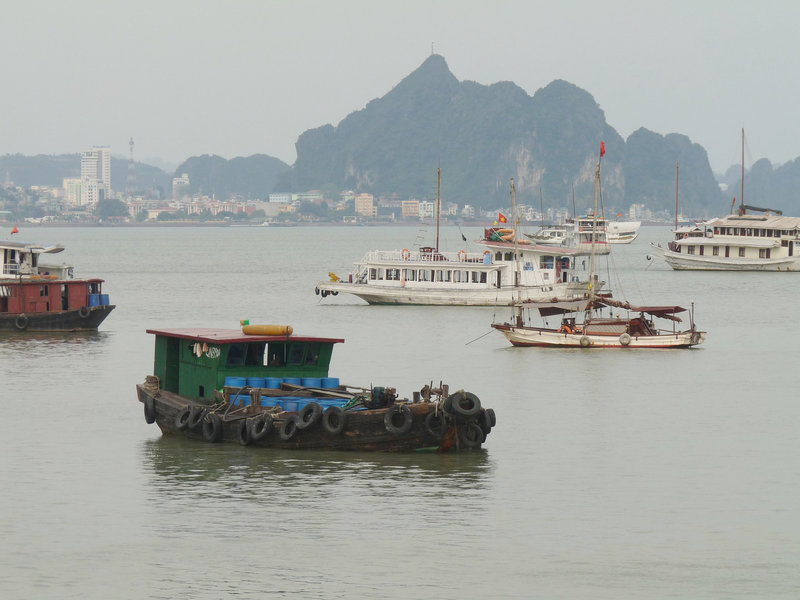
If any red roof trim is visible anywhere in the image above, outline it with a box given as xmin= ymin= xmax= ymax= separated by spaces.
xmin=145 ymin=327 xmax=344 ymax=345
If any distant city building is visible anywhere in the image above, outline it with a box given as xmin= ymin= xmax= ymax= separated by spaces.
xmin=269 ymin=193 xmax=291 ymax=204
xmin=80 ymin=146 xmax=111 ymax=207
xmin=419 ymin=200 xmax=435 ymax=219
xmin=354 ymin=193 xmax=376 ymax=217
xmin=63 ymin=178 xmax=82 ymax=208
xmin=295 ymin=190 xmax=323 ymax=203
xmin=172 ymin=173 xmax=190 ymax=201
xmin=401 ymin=199 xmax=420 ymax=219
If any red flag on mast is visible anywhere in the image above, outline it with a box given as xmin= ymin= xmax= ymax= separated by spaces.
xmin=498 ymin=213 xmax=507 ymax=223
xmin=10 ymin=226 xmax=19 ymax=234
xmin=600 ymin=141 xmax=606 ymax=157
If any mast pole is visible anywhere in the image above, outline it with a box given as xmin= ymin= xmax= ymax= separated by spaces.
xmin=675 ymin=162 xmax=679 ymax=231
xmin=589 ymin=145 xmax=603 ymax=301
xmin=511 ymin=178 xmax=522 ymax=326
xmin=741 ymin=127 xmax=745 ymax=210
xmin=435 ymin=167 xmax=441 ymax=253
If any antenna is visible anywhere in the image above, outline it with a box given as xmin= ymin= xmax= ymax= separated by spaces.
xmin=126 ymin=137 xmax=136 ymax=197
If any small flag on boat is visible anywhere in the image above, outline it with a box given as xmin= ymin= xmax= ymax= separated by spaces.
xmin=11 ymin=226 xmax=19 ymax=234
xmin=240 ymin=319 xmax=250 ymax=326
xmin=600 ymin=141 xmax=606 ymax=157
xmin=498 ymin=213 xmax=507 ymax=223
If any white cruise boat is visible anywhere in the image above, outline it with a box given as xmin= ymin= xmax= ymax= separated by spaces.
xmin=606 ymin=220 xmax=641 ymax=244
xmin=649 ymin=206 xmax=800 ymax=271
xmin=524 ymin=224 xmax=568 ymax=245
xmin=314 ymin=232 xmax=603 ymax=306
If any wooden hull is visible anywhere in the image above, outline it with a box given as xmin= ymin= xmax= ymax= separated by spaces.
xmin=137 ymin=383 xmax=493 ymax=452
xmin=492 ymin=323 xmax=705 ymax=348
xmin=0 ymin=305 xmax=115 ymax=332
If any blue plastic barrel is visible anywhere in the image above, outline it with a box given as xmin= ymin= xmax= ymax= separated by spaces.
xmin=264 ymin=377 xmax=282 ymax=389
xmin=247 ymin=377 xmax=266 ymax=388
xmin=260 ymin=397 xmax=277 ymax=407
xmin=99 ymin=294 xmax=110 ymax=306
xmin=282 ymin=377 xmax=301 ymax=386
xmin=225 ymin=376 xmax=247 ymax=388
xmin=321 ymin=377 xmax=340 ymax=389
xmin=301 ymin=377 xmax=321 ymax=388
xmin=88 ymin=294 xmax=100 ymax=307
xmin=282 ymin=400 xmax=299 ymax=412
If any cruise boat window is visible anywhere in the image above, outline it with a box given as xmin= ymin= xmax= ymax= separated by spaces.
xmin=386 ymin=268 xmax=400 ymax=281
xmin=403 ymin=269 xmax=416 ymax=282
xmin=435 ymin=270 xmax=451 ymax=282
xmin=504 ymin=252 xmax=513 ymax=261
xmin=495 ymin=252 xmax=502 ymax=261
xmin=713 ymin=246 xmax=720 ymax=256
xmin=725 ymin=246 xmax=730 ymax=257
xmin=227 ymin=343 xmax=246 ymax=366
xmin=539 ymin=256 xmax=554 ymax=269
xmin=287 ymin=343 xmax=306 ymax=366
xmin=369 ymin=268 xmax=377 ymax=280
xmin=739 ymin=248 xmax=746 ymax=257
xmin=687 ymin=246 xmax=695 ymax=255
xmin=419 ymin=270 xmax=431 ymax=282
xmin=699 ymin=246 xmax=704 ymax=256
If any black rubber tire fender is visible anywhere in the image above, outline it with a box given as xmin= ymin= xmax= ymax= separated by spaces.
xmin=202 ymin=412 xmax=223 ymax=443
xmin=384 ymin=404 xmax=413 ymax=435
xmin=79 ymin=306 xmax=91 ymax=318
xmin=450 ymin=391 xmax=481 ymax=419
xmin=424 ymin=410 xmax=447 ymax=438
xmin=188 ymin=405 xmax=206 ymax=429
xmin=322 ymin=406 xmax=346 ymax=435
xmin=297 ymin=401 xmax=322 ymax=430
xmin=15 ymin=314 xmax=28 ymax=330
xmin=144 ymin=395 xmax=157 ymax=424
xmin=459 ymin=421 xmax=484 ymax=448
xmin=279 ymin=416 xmax=298 ymax=441
xmin=175 ymin=406 xmax=191 ymax=430
xmin=249 ymin=413 xmax=273 ymax=442
xmin=237 ymin=419 xmax=251 ymax=446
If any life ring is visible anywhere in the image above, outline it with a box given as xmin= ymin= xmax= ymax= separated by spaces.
xmin=279 ymin=416 xmax=298 ymax=441
xmin=384 ymin=404 xmax=413 ymax=435
xmin=558 ymin=325 xmax=572 ymax=334
xmin=498 ymin=228 xmax=513 ymax=234
xmin=449 ymin=391 xmax=481 ymax=419
xmin=457 ymin=250 xmax=467 ymax=261
xmin=297 ymin=401 xmax=322 ymax=429
xmin=79 ymin=306 xmax=91 ymax=318
xmin=459 ymin=422 xmax=484 ymax=448
xmin=619 ymin=333 xmax=632 ymax=346
xmin=424 ymin=411 xmax=447 ymax=438
xmin=175 ymin=406 xmax=192 ymax=430
xmin=14 ymin=314 xmax=28 ymax=330
xmin=322 ymin=406 xmax=346 ymax=435
xmin=144 ymin=395 xmax=157 ymax=424
xmin=401 ymin=248 xmax=411 ymax=260
xmin=202 ymin=412 xmax=223 ymax=443
xmin=579 ymin=336 xmax=591 ymax=347
xmin=249 ymin=414 xmax=273 ymax=442
xmin=237 ymin=419 xmax=251 ymax=446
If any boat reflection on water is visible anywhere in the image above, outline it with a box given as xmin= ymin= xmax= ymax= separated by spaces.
xmin=139 ymin=435 xmax=494 ymax=504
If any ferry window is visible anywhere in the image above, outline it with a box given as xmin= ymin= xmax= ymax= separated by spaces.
xmin=305 ymin=343 xmax=321 ymax=365
xmin=782 ymin=240 xmax=789 ymax=247
xmin=267 ymin=343 xmax=286 ymax=366
xmin=713 ymin=246 xmax=719 ymax=256
xmin=377 ymin=269 xmax=384 ymax=280
xmin=759 ymin=249 xmax=767 ymax=258
xmin=419 ymin=270 xmax=431 ymax=282
xmin=479 ymin=272 xmax=487 ymax=283
xmin=436 ymin=270 xmax=451 ymax=282
xmin=244 ymin=343 xmax=264 ymax=366
xmin=738 ymin=248 xmax=746 ymax=257
xmin=539 ymin=256 xmax=554 ymax=269
xmin=725 ymin=246 xmax=730 ymax=257
xmin=369 ymin=268 xmax=377 ymax=280
xmin=404 ymin=269 xmax=416 ymax=281
xmin=471 ymin=271 xmax=481 ymax=283
xmin=227 ymin=343 xmax=246 ymax=366
xmin=287 ymin=344 xmax=306 ymax=366
xmin=699 ymin=246 xmax=704 ymax=256
xmin=495 ymin=252 xmax=502 ymax=261
xmin=687 ymin=246 xmax=695 ymax=255
xmin=504 ymin=252 xmax=513 ymax=261
xmin=386 ymin=268 xmax=400 ymax=280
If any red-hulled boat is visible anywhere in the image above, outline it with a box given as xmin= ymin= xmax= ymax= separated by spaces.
xmin=1 ymin=235 xmax=114 ymax=332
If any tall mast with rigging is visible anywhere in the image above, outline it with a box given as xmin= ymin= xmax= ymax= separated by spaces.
xmin=435 ymin=167 xmax=441 ymax=253
xmin=511 ymin=178 xmax=523 ymax=327
xmin=588 ymin=142 xmax=604 ymax=298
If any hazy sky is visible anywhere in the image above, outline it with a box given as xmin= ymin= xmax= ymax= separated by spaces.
xmin=2 ymin=0 xmax=797 ymax=173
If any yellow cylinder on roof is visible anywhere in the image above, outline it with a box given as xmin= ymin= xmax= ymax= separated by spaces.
xmin=242 ymin=324 xmax=293 ymax=336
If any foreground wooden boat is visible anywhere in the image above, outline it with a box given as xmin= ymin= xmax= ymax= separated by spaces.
xmin=1 ymin=236 xmax=114 ymax=332
xmin=137 ymin=325 xmax=495 ymax=452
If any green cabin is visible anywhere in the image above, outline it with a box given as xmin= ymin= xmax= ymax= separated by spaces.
xmin=147 ymin=327 xmax=344 ymax=401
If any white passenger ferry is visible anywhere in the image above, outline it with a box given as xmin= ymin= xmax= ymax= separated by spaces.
xmin=315 ymin=228 xmax=603 ymax=306
xmin=649 ymin=206 xmax=800 ymax=271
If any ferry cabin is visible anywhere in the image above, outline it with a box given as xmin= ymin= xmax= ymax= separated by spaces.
xmin=669 ymin=214 xmax=800 ymax=261
xmin=147 ymin=328 xmax=344 ymax=402
xmin=0 ymin=278 xmax=106 ymax=315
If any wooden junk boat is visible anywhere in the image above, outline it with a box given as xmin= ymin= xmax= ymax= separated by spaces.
xmin=136 ymin=323 xmax=495 ymax=452
xmin=1 ymin=237 xmax=114 ymax=332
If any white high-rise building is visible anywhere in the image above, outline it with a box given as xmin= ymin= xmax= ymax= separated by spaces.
xmin=81 ymin=146 xmax=111 ymax=207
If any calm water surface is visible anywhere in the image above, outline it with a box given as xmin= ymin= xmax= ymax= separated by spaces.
xmin=1 ymin=225 xmax=798 ymax=598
